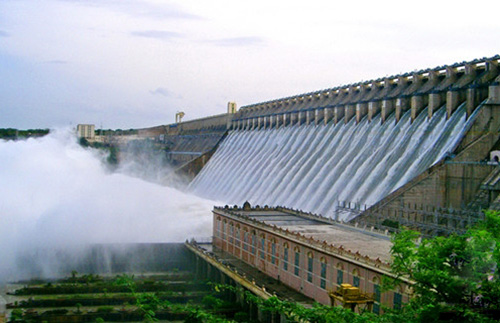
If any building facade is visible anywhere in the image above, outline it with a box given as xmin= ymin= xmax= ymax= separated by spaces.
xmin=76 ymin=124 xmax=95 ymax=140
xmin=212 ymin=204 xmax=411 ymax=313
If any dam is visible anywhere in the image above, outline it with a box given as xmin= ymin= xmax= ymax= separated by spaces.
xmin=184 ymin=56 xmax=500 ymax=225
xmin=89 ymin=55 xmax=500 ymax=233
xmin=189 ymin=104 xmax=469 ymax=219
xmin=27 ymin=55 xmax=500 ymax=321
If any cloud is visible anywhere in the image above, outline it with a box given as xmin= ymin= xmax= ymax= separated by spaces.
xmin=130 ymin=30 xmax=181 ymax=41
xmin=43 ymin=60 xmax=69 ymax=64
xmin=0 ymin=30 xmax=9 ymax=37
xmin=149 ymin=87 xmax=171 ymax=97
xmin=209 ymin=36 xmax=265 ymax=47
xmin=57 ymin=0 xmax=201 ymax=20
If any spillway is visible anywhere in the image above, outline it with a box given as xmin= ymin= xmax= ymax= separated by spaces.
xmin=189 ymin=104 xmax=475 ymax=220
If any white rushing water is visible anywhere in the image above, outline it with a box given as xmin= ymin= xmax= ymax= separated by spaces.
xmin=0 ymin=128 xmax=215 ymax=281
xmin=189 ymin=105 xmax=474 ymax=219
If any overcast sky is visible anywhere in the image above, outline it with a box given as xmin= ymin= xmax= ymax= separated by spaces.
xmin=1 ymin=0 xmax=499 ymax=129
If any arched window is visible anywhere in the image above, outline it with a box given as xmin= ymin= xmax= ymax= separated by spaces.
xmin=271 ymin=238 xmax=277 ymax=265
xmin=352 ymin=268 xmax=360 ymax=287
xmin=307 ymin=252 xmax=314 ymax=283
xmin=216 ymin=217 xmax=221 ymax=237
xmin=336 ymin=263 xmax=344 ymax=286
xmin=393 ymin=286 xmax=403 ymax=310
xmin=222 ymin=220 xmax=227 ymax=239
xmin=283 ymin=243 xmax=289 ymax=271
xmin=320 ymin=257 xmax=327 ymax=289
xmin=260 ymin=234 xmax=266 ymax=260
xmin=294 ymin=247 xmax=300 ymax=276
xmin=372 ymin=276 xmax=381 ymax=314
xmin=235 ymin=224 xmax=241 ymax=247
xmin=251 ymin=231 xmax=256 ymax=254
xmin=243 ymin=228 xmax=249 ymax=251
xmin=229 ymin=222 xmax=234 ymax=243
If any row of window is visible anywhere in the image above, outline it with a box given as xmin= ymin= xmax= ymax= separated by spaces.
xmin=217 ymin=218 xmax=364 ymax=289
xmin=216 ymin=217 xmax=402 ymax=311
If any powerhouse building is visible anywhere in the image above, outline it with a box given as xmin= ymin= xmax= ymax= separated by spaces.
xmin=212 ymin=203 xmax=412 ymax=313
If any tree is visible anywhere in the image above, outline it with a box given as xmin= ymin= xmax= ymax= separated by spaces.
xmin=387 ymin=210 xmax=500 ymax=321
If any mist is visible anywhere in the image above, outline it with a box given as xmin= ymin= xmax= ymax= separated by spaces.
xmin=117 ymin=139 xmax=188 ymax=188
xmin=0 ymin=129 xmax=215 ymax=281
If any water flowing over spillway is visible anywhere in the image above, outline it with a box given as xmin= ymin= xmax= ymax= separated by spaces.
xmin=189 ymin=105 xmax=474 ymax=220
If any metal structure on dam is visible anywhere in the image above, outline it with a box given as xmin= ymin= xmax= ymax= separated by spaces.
xmin=108 ymin=55 xmax=500 ymax=235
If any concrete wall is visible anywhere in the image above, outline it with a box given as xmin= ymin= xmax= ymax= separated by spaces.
xmin=136 ymin=113 xmax=233 ymax=137
xmin=170 ymin=113 xmax=233 ymax=135
xmin=392 ymin=103 xmax=499 ymax=206
xmin=354 ymin=101 xmax=500 ymax=231
xmin=125 ymin=114 xmax=234 ymax=178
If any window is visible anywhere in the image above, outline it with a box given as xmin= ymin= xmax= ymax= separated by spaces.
xmin=294 ymin=248 xmax=300 ymax=276
xmin=222 ymin=220 xmax=226 ymax=239
xmin=271 ymin=239 xmax=277 ymax=264
xmin=320 ymin=258 xmax=327 ymax=289
xmin=336 ymin=264 xmax=344 ymax=286
xmin=229 ymin=223 xmax=234 ymax=243
xmin=353 ymin=276 xmax=360 ymax=287
xmin=352 ymin=269 xmax=360 ymax=287
xmin=374 ymin=284 xmax=381 ymax=302
xmin=235 ymin=225 xmax=240 ymax=247
xmin=216 ymin=218 xmax=221 ymax=237
xmin=243 ymin=229 xmax=248 ymax=251
xmin=260 ymin=235 xmax=266 ymax=260
xmin=283 ymin=244 xmax=289 ymax=271
xmin=394 ymin=292 xmax=402 ymax=310
xmin=251 ymin=232 xmax=256 ymax=254
xmin=372 ymin=276 xmax=381 ymax=314
xmin=307 ymin=252 xmax=314 ymax=283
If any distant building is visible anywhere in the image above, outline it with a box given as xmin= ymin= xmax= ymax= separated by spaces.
xmin=228 ymin=102 xmax=237 ymax=114
xmin=212 ymin=204 xmax=411 ymax=314
xmin=76 ymin=124 xmax=95 ymax=140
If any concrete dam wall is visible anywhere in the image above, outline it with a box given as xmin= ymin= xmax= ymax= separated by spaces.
xmin=190 ymin=105 xmax=470 ymax=219
xmin=187 ymin=56 xmax=500 ymax=220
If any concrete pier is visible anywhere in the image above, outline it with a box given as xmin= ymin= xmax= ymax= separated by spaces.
xmin=395 ymin=97 xmax=409 ymax=122
xmin=446 ymin=90 xmax=461 ymax=119
xmin=334 ymin=106 xmax=344 ymax=124
xmin=324 ymin=107 xmax=331 ymax=125
xmin=428 ymin=92 xmax=442 ymax=119
xmin=488 ymin=79 xmax=500 ymax=104
xmin=368 ymin=101 xmax=380 ymax=122
xmin=345 ymin=105 xmax=355 ymax=124
xmin=356 ymin=103 xmax=368 ymax=123
xmin=411 ymin=95 xmax=425 ymax=122
xmin=381 ymin=99 xmax=394 ymax=123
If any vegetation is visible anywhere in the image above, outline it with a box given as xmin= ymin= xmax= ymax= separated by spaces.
xmin=95 ymin=128 xmax=138 ymax=136
xmin=114 ymin=273 xmax=233 ymax=322
xmin=0 ymin=128 xmax=49 ymax=140
xmin=385 ymin=210 xmax=500 ymax=322
xmin=206 ymin=211 xmax=500 ymax=322
xmin=78 ymin=137 xmax=119 ymax=166
xmin=6 ymin=212 xmax=500 ymax=322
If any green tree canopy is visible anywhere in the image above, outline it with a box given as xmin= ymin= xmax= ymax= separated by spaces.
xmin=387 ymin=210 xmax=500 ymax=321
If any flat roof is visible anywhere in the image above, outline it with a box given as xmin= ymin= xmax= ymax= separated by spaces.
xmin=226 ymin=209 xmax=393 ymax=263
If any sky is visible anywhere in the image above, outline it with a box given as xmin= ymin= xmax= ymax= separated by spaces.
xmin=0 ymin=0 xmax=499 ymax=129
